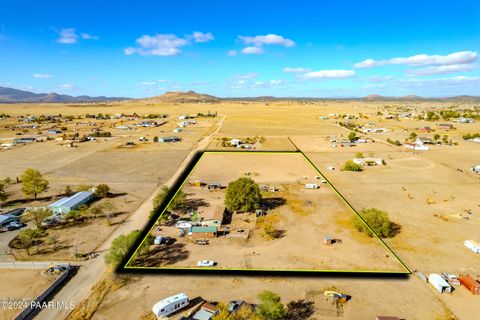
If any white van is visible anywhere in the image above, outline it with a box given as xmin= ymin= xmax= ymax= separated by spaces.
xmin=152 ymin=293 xmax=189 ymax=318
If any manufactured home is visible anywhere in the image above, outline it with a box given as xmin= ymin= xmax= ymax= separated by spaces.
xmin=352 ymin=158 xmax=384 ymax=166
xmin=152 ymin=293 xmax=189 ymax=318
xmin=189 ymin=226 xmax=217 ymax=238
xmin=158 ymin=136 xmax=181 ymax=143
xmin=305 ymin=183 xmax=319 ymax=189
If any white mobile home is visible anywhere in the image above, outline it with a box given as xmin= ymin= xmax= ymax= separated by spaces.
xmin=152 ymin=293 xmax=189 ymax=318
xmin=305 ymin=183 xmax=319 ymax=189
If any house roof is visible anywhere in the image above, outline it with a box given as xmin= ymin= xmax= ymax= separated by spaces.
xmin=48 ymin=191 xmax=93 ymax=209
xmin=191 ymin=226 xmax=217 ymax=233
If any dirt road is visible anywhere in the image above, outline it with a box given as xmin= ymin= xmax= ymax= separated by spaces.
xmin=34 ymin=116 xmax=225 ymax=320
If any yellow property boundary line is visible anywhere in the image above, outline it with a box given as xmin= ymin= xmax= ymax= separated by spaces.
xmin=123 ymin=150 xmax=411 ymax=274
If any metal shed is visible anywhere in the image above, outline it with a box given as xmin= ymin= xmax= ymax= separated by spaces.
xmin=48 ymin=191 xmax=94 ymax=214
xmin=428 ymin=274 xmax=452 ymax=293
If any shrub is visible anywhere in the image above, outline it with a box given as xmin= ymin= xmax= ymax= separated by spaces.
xmin=352 ymin=208 xmax=398 ymax=238
xmin=341 ymin=160 xmax=363 ymax=172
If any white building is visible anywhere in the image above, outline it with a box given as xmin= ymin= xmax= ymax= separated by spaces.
xmin=352 ymin=158 xmax=384 ymax=166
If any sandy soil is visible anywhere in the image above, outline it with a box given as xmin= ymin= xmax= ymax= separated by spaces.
xmin=0 ymin=269 xmax=56 ymax=319
xmin=130 ymin=152 xmax=405 ymax=272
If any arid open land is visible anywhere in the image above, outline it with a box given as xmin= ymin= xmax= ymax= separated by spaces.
xmin=1 ymin=92 xmax=479 ymax=319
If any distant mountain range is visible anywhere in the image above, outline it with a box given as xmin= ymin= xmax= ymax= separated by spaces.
xmin=0 ymin=86 xmax=130 ymax=103
xmin=1 ymin=86 xmax=479 ymax=103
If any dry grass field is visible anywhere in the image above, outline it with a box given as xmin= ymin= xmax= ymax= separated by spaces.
xmin=129 ymin=152 xmax=405 ymax=272
xmin=1 ymin=99 xmax=479 ymax=319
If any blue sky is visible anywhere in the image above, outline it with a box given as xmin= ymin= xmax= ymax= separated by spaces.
xmin=0 ymin=0 xmax=479 ymax=98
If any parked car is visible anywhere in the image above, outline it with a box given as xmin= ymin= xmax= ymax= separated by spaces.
xmin=175 ymin=221 xmax=192 ymax=229
xmin=6 ymin=221 xmax=24 ymax=230
xmin=194 ymin=239 xmax=209 ymax=245
xmin=197 ymin=260 xmax=216 ymax=267
xmin=154 ymin=236 xmax=173 ymax=245
xmin=227 ymin=300 xmax=246 ymax=313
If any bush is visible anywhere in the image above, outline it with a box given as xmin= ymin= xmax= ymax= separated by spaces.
xmin=256 ymin=291 xmax=287 ymax=320
xmin=95 ymin=184 xmax=110 ymax=198
xmin=341 ymin=160 xmax=363 ymax=172
xmin=225 ymin=177 xmax=262 ymax=212
xmin=352 ymin=208 xmax=398 ymax=238
xmin=386 ymin=138 xmax=402 ymax=146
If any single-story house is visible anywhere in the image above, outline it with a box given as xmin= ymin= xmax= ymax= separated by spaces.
xmin=48 ymin=129 xmax=62 ymax=134
xmin=189 ymin=226 xmax=217 ymax=238
xmin=0 ymin=214 xmax=20 ymax=227
xmin=438 ymin=123 xmax=453 ymax=130
xmin=352 ymin=157 xmax=385 ymax=166
xmin=418 ymin=126 xmax=432 ymax=133
xmin=404 ymin=143 xmax=430 ymax=151
xmin=14 ymin=137 xmax=36 ymax=144
xmin=116 ymin=125 xmax=131 ymax=130
xmin=415 ymin=137 xmax=434 ymax=145
xmin=456 ymin=117 xmax=474 ymax=123
xmin=230 ymin=139 xmax=243 ymax=146
xmin=158 ymin=136 xmax=181 ymax=143
xmin=48 ymin=191 xmax=94 ymax=215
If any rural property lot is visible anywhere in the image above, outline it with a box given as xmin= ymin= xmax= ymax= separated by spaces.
xmin=127 ymin=152 xmax=407 ymax=272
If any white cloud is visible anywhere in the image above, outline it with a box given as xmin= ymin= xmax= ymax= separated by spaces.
xmin=269 ymin=79 xmax=283 ymax=85
xmin=33 ymin=74 xmax=52 ymax=79
xmin=301 ymin=70 xmax=357 ymax=79
xmin=191 ymin=31 xmax=214 ymax=43
xmin=241 ymin=46 xmax=265 ymax=54
xmin=81 ymin=33 xmax=99 ymax=40
xmin=125 ymin=34 xmax=188 ymax=56
xmin=355 ymin=51 xmax=477 ymax=68
xmin=239 ymin=34 xmax=295 ymax=47
xmin=283 ymin=67 xmax=312 ymax=73
xmin=354 ymin=58 xmax=380 ymax=68
xmin=58 ymin=28 xmax=78 ymax=44
xmin=140 ymin=81 xmax=157 ymax=86
xmin=59 ymin=83 xmax=75 ymax=90
xmin=157 ymin=79 xmax=172 ymax=83
xmin=235 ymin=73 xmax=259 ymax=79
xmin=228 ymin=50 xmax=237 ymax=56
xmin=407 ymin=64 xmax=475 ymax=76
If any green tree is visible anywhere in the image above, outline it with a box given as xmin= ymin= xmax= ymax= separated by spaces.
xmin=16 ymin=229 xmax=36 ymax=255
xmin=352 ymin=208 xmax=398 ymax=238
xmin=0 ymin=181 xmax=7 ymax=203
xmin=355 ymin=152 xmax=364 ymax=158
xmin=213 ymin=303 xmax=261 ymax=320
xmin=433 ymin=133 xmax=441 ymax=142
xmin=409 ymin=132 xmax=417 ymax=141
xmin=286 ymin=300 xmax=315 ymax=320
xmin=256 ymin=291 xmax=287 ymax=320
xmin=104 ymin=230 xmax=140 ymax=266
xmin=191 ymin=210 xmax=201 ymax=223
xmin=95 ymin=184 xmax=110 ymax=198
xmin=225 ymin=177 xmax=262 ymax=212
xmin=348 ymin=132 xmax=357 ymax=141
xmin=153 ymin=136 xmax=159 ymax=142
xmin=21 ymin=168 xmax=49 ymax=199
xmin=29 ymin=208 xmax=51 ymax=230
xmin=341 ymin=160 xmax=363 ymax=172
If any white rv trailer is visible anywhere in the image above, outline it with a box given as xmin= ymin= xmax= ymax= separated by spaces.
xmin=152 ymin=293 xmax=189 ymax=318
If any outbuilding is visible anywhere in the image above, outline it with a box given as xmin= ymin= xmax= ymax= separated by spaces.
xmin=428 ymin=274 xmax=452 ymax=293
xmin=459 ymin=275 xmax=480 ymax=295
xmin=48 ymin=191 xmax=94 ymax=215
xmin=190 ymin=226 xmax=217 ymax=238
xmin=158 ymin=136 xmax=181 ymax=143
